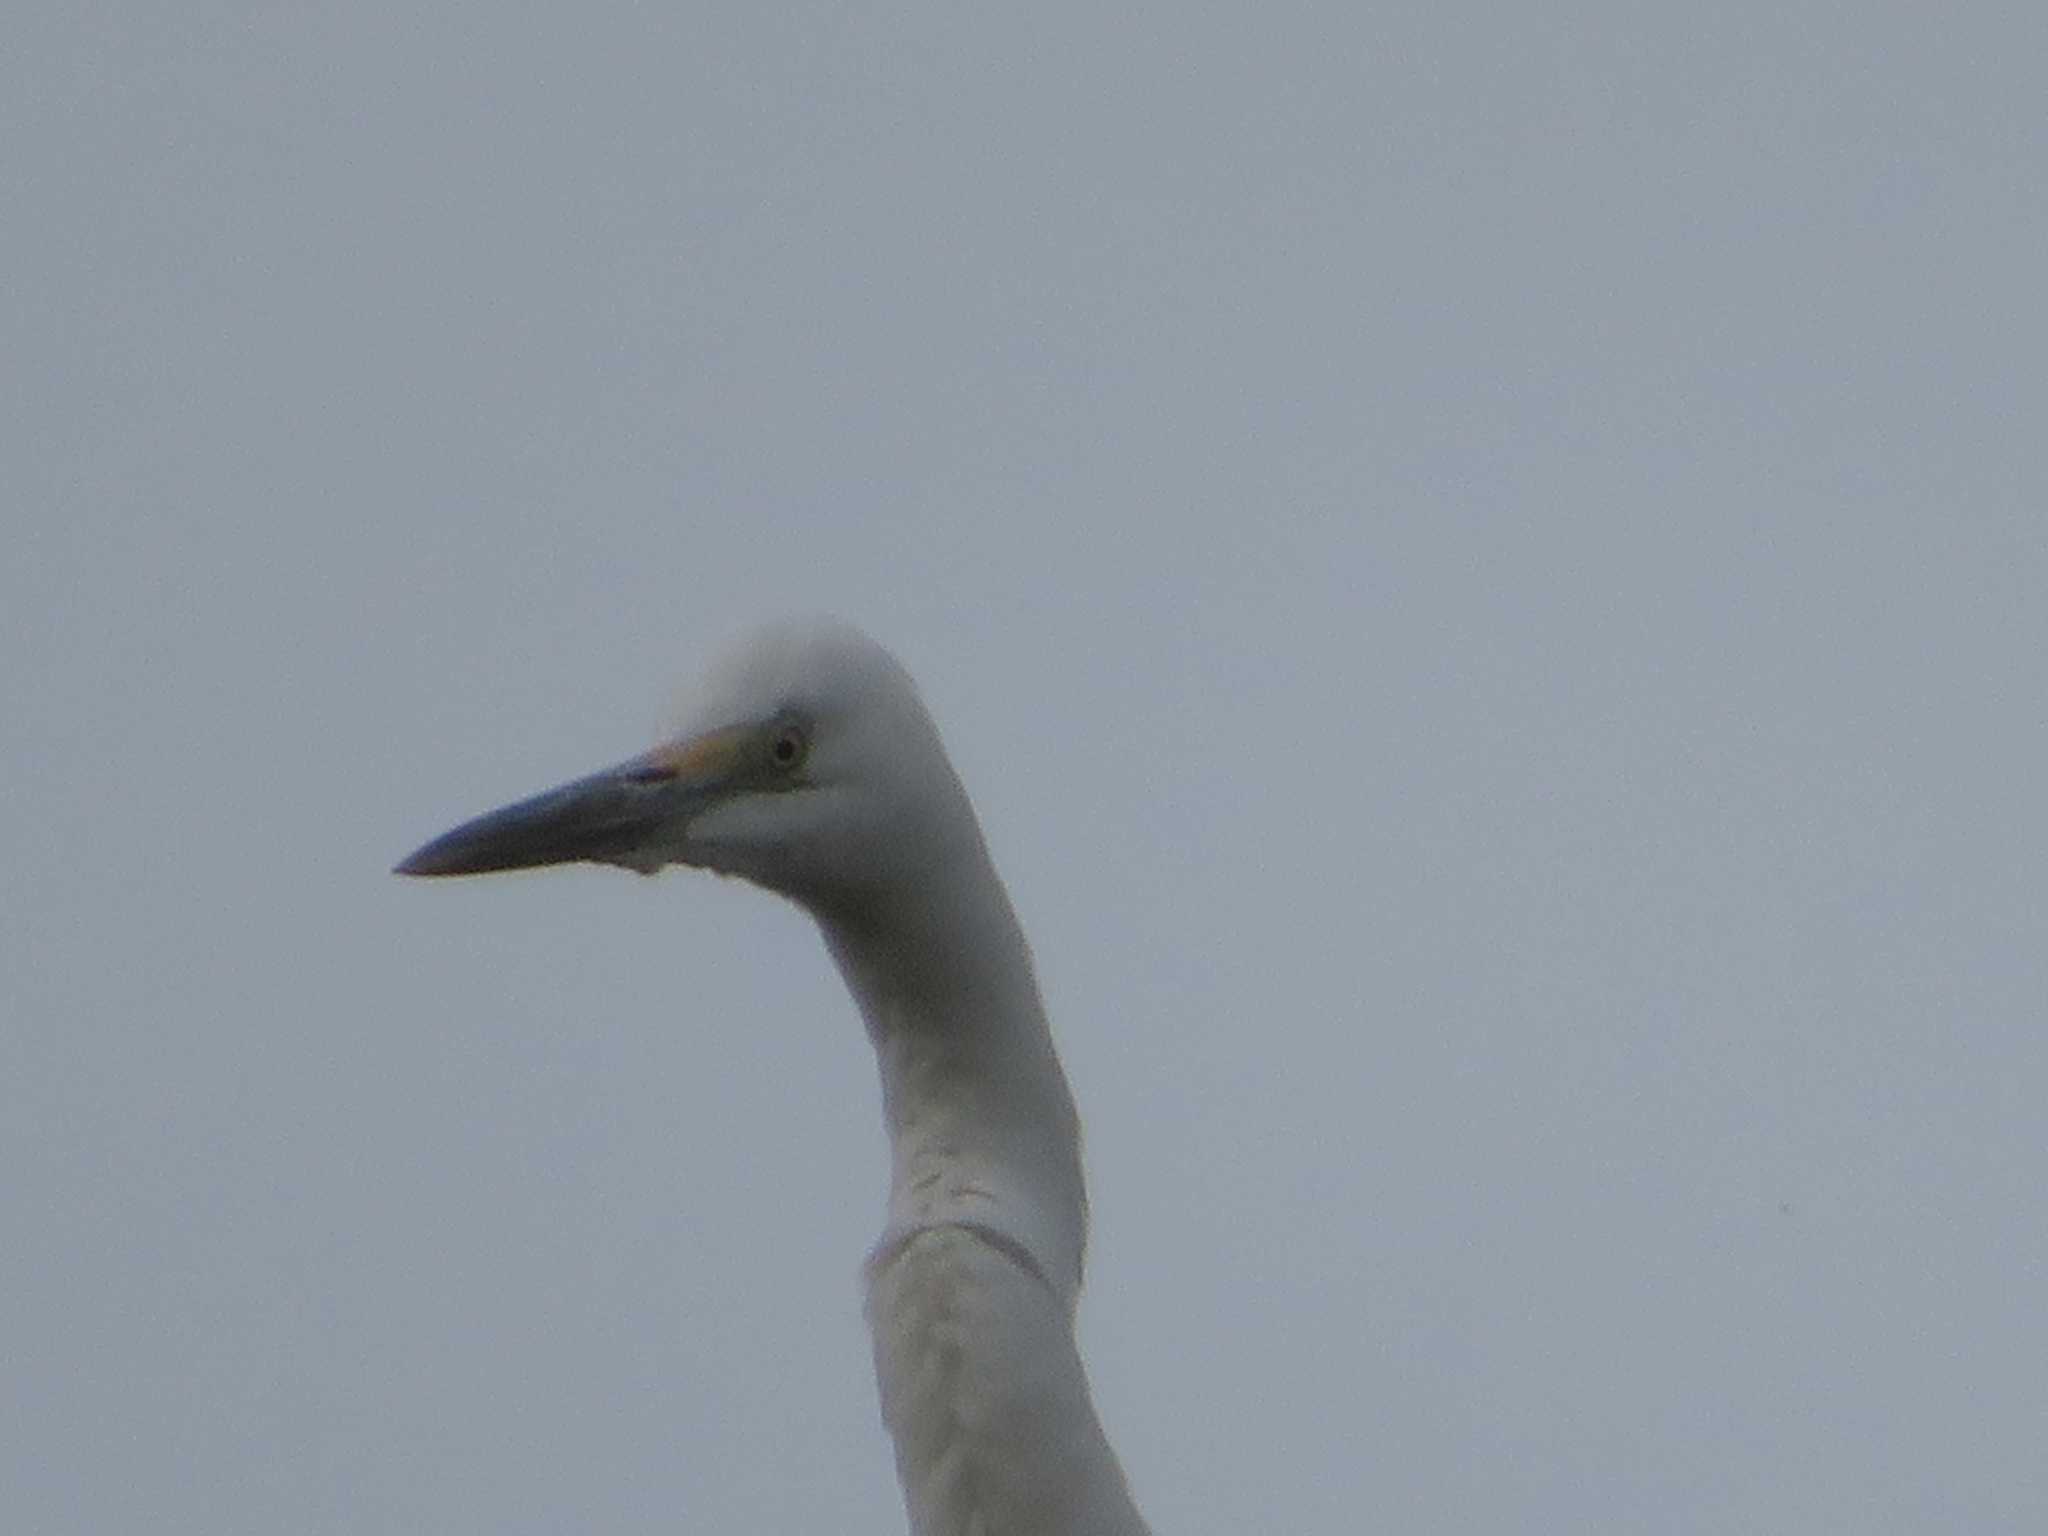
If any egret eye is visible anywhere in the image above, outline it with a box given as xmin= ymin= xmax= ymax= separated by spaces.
xmin=770 ymin=723 xmax=807 ymax=770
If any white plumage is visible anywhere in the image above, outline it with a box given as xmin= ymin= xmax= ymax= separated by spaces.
xmin=398 ymin=619 xmax=1151 ymax=1536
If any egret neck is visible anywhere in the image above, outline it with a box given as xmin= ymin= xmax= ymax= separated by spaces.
xmin=818 ymin=864 xmax=1089 ymax=1311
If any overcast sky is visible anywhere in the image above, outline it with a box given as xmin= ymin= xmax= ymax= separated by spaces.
xmin=5 ymin=5 xmax=2044 ymax=1532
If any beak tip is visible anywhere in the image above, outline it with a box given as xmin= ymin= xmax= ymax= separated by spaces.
xmin=393 ymin=829 xmax=489 ymax=878
xmin=392 ymin=845 xmax=445 ymax=878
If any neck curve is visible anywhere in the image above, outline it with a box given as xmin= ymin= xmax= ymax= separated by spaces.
xmin=816 ymin=863 xmax=1089 ymax=1310
xmin=808 ymin=836 xmax=1151 ymax=1535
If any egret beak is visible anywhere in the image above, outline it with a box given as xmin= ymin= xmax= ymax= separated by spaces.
xmin=394 ymin=726 xmax=754 ymax=878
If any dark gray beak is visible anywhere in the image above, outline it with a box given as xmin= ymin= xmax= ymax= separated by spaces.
xmin=394 ymin=752 xmax=689 ymax=877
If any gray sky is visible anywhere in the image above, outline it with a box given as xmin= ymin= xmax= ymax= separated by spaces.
xmin=5 ymin=4 xmax=2044 ymax=1532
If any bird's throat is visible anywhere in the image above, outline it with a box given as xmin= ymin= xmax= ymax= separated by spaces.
xmin=817 ymin=879 xmax=1091 ymax=1310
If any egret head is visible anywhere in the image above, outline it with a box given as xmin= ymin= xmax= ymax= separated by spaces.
xmin=395 ymin=619 xmax=979 ymax=911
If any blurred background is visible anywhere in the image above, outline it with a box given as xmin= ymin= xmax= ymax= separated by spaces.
xmin=4 ymin=4 xmax=2043 ymax=1531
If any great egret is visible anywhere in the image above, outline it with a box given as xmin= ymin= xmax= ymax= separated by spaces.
xmin=397 ymin=619 xmax=1153 ymax=1536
